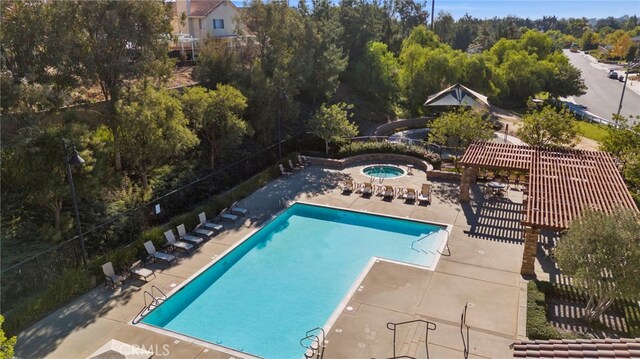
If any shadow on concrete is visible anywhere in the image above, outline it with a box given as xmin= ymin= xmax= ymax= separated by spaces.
xmin=16 ymin=283 xmax=138 ymax=358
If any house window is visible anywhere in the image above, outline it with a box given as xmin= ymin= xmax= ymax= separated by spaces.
xmin=198 ymin=19 xmax=202 ymax=29
xmin=213 ymin=19 xmax=224 ymax=29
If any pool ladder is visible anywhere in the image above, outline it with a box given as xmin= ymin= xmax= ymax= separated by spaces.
xmin=132 ymin=285 xmax=167 ymax=324
xmin=300 ymin=327 xmax=326 ymax=359
xmin=370 ymin=166 xmax=386 ymax=184
xmin=279 ymin=195 xmax=293 ymax=208
xmin=410 ymin=229 xmax=451 ymax=257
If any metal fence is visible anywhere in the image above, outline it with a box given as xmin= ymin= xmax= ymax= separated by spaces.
xmin=1 ymin=137 xmax=299 ymax=313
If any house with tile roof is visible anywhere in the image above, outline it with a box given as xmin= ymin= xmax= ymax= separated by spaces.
xmin=171 ymin=0 xmax=244 ymax=53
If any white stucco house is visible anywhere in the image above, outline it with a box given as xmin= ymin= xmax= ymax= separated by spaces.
xmin=171 ymin=0 xmax=245 ymax=54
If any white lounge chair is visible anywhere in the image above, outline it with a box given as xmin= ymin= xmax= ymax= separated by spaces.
xmin=417 ymin=183 xmax=432 ymax=204
xmin=298 ymin=155 xmax=308 ymax=166
xmin=288 ymin=159 xmax=302 ymax=171
xmin=128 ymin=260 xmax=155 ymax=282
xmin=198 ymin=212 xmax=223 ymax=233
xmin=219 ymin=208 xmax=238 ymax=222
xmin=279 ymin=164 xmax=292 ymax=176
xmin=102 ymin=262 xmax=125 ymax=289
xmin=164 ymin=230 xmax=194 ymax=253
xmin=176 ymin=224 xmax=204 ymax=246
xmin=382 ymin=185 xmax=395 ymax=199
xmin=144 ymin=241 xmax=177 ymax=265
xmin=229 ymin=201 xmax=248 ymax=216
xmin=341 ymin=179 xmax=354 ymax=193
xmin=362 ymin=182 xmax=373 ymax=196
xmin=404 ymin=187 xmax=417 ymax=202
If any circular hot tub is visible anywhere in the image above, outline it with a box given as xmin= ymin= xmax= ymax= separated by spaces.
xmin=362 ymin=165 xmax=406 ymax=179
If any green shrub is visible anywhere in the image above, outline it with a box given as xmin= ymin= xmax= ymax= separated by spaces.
xmin=527 ymin=280 xmax=583 ymax=340
xmin=0 ymin=315 xmax=16 ymax=359
xmin=337 ymin=142 xmax=441 ymax=168
xmin=4 ymin=268 xmax=93 ymax=336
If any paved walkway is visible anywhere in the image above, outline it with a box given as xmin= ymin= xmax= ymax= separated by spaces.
xmin=15 ymin=165 xmax=528 ymax=359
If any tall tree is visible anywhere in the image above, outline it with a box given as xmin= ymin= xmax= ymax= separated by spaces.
xmin=554 ymin=208 xmax=640 ymax=322
xmin=429 ymin=108 xmax=493 ymax=148
xmin=308 ymin=102 xmax=359 ymax=156
xmin=116 ymin=86 xmax=197 ymax=189
xmin=53 ymin=0 xmax=174 ymax=171
xmin=516 ymin=105 xmax=579 ymax=147
xmin=353 ymin=41 xmax=399 ymax=111
xmin=181 ymin=85 xmax=252 ymax=169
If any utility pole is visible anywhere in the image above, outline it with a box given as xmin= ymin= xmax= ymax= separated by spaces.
xmin=431 ymin=0 xmax=435 ymax=31
xmin=617 ymin=62 xmax=639 ymax=117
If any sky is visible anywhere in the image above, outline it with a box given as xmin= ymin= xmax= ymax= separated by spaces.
xmin=234 ymin=1 xmax=639 ymax=21
xmin=434 ymin=0 xmax=639 ymax=20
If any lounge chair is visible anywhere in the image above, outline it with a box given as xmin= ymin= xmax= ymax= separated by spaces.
xmin=382 ymin=185 xmax=395 ymax=199
xmin=198 ymin=212 xmax=222 ymax=234
xmin=288 ymin=159 xmax=302 ymax=171
xmin=404 ymin=187 xmax=417 ymax=202
xmin=229 ymin=201 xmax=248 ymax=216
xmin=128 ymin=260 xmax=155 ymax=282
xmin=361 ymin=182 xmax=373 ymax=196
xmin=219 ymin=208 xmax=238 ymax=222
xmin=341 ymin=179 xmax=354 ymax=193
xmin=298 ymin=155 xmax=308 ymax=166
xmin=176 ymin=224 xmax=204 ymax=246
xmin=279 ymin=164 xmax=292 ymax=176
xmin=164 ymin=230 xmax=194 ymax=253
xmin=144 ymin=241 xmax=177 ymax=265
xmin=102 ymin=262 xmax=126 ymax=289
xmin=417 ymin=183 xmax=432 ymax=204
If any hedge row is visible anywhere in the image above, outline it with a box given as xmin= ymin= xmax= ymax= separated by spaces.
xmin=337 ymin=141 xmax=441 ymax=168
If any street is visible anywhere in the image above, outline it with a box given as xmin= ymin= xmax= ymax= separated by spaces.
xmin=563 ymin=49 xmax=640 ymax=126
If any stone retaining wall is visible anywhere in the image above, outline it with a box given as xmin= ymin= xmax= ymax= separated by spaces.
xmin=426 ymin=170 xmax=462 ymax=181
xmin=374 ymin=117 xmax=434 ymax=136
xmin=307 ymin=154 xmax=433 ymax=172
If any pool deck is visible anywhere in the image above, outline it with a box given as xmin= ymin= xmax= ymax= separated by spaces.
xmin=15 ymin=164 xmax=528 ymax=359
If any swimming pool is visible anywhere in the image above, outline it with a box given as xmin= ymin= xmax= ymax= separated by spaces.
xmin=362 ymin=165 xmax=406 ymax=179
xmin=140 ymin=203 xmax=449 ymax=358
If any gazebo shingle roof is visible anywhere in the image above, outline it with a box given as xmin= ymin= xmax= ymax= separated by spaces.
xmin=459 ymin=141 xmax=638 ymax=230
xmin=512 ymin=338 xmax=640 ymax=358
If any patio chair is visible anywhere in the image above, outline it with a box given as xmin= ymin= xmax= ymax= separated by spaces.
xmin=164 ymin=230 xmax=194 ymax=253
xmin=219 ymin=208 xmax=239 ymax=223
xmin=288 ymin=159 xmax=302 ymax=171
xmin=176 ymin=224 xmax=204 ymax=246
xmin=127 ymin=260 xmax=155 ymax=283
xmin=298 ymin=155 xmax=308 ymax=166
xmin=417 ymin=183 xmax=432 ymax=204
xmin=382 ymin=185 xmax=395 ymax=199
xmin=404 ymin=187 xmax=417 ymax=203
xmin=341 ymin=179 xmax=354 ymax=193
xmin=229 ymin=201 xmax=249 ymax=216
xmin=486 ymin=171 xmax=495 ymax=181
xmin=102 ymin=261 xmax=126 ymax=289
xmin=198 ymin=212 xmax=223 ymax=234
xmin=361 ymin=182 xmax=373 ymax=196
xmin=144 ymin=241 xmax=177 ymax=265
xmin=279 ymin=164 xmax=292 ymax=176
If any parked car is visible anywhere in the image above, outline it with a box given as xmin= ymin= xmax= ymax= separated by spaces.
xmin=608 ymin=70 xmax=618 ymax=79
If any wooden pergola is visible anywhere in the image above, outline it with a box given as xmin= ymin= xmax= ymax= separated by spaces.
xmin=458 ymin=141 xmax=639 ymax=275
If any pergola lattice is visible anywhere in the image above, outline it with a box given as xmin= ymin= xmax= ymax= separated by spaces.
xmin=458 ymin=141 xmax=639 ymax=275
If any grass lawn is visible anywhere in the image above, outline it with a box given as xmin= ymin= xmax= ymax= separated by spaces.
xmin=575 ymin=121 xmax=609 ymax=142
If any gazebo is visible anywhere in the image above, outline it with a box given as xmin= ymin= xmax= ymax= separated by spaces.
xmin=424 ymin=83 xmax=490 ymax=108
xmin=458 ymin=141 xmax=639 ymax=275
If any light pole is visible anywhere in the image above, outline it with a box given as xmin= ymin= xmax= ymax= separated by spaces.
xmin=277 ymin=89 xmax=288 ymax=161
xmin=617 ymin=62 xmax=639 ymax=117
xmin=63 ymin=141 xmax=88 ymax=269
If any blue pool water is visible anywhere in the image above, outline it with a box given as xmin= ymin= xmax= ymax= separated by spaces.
xmin=362 ymin=165 xmax=406 ymax=178
xmin=141 ymin=203 xmax=447 ymax=358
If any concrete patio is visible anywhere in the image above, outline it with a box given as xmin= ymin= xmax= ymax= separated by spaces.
xmin=15 ymin=164 xmax=528 ymax=359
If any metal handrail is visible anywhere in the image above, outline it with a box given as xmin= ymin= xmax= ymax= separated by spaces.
xmin=151 ymin=284 xmax=167 ymax=300
xmin=410 ymin=232 xmax=438 ymax=255
xmin=460 ymin=303 xmax=471 ymax=359
xmin=386 ymin=319 xmax=437 ymax=359
xmin=133 ymin=290 xmax=161 ymax=324
xmin=300 ymin=327 xmax=325 ymax=359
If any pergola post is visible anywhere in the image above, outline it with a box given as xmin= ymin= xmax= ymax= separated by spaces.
xmin=521 ymin=227 xmax=539 ymax=276
xmin=459 ymin=166 xmax=472 ymax=202
xmin=469 ymin=167 xmax=478 ymax=184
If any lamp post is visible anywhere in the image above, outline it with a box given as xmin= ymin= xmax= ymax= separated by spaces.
xmin=617 ymin=62 xmax=639 ymax=117
xmin=277 ymin=89 xmax=288 ymax=161
xmin=63 ymin=141 xmax=88 ymax=269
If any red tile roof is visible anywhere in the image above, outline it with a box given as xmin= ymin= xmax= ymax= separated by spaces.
xmin=189 ymin=0 xmax=225 ymax=17
xmin=513 ymin=338 xmax=640 ymax=358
